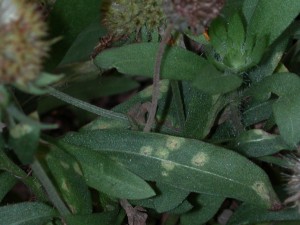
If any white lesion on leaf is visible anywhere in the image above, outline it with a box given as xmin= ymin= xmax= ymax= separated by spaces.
xmin=161 ymin=160 xmax=175 ymax=171
xmin=191 ymin=152 xmax=208 ymax=167
xmin=73 ymin=162 xmax=83 ymax=176
xmin=251 ymin=181 xmax=271 ymax=202
xmin=60 ymin=161 xmax=70 ymax=169
xmin=161 ymin=171 xmax=169 ymax=176
xmin=140 ymin=146 xmax=154 ymax=156
xmin=165 ymin=136 xmax=184 ymax=151
xmin=61 ymin=179 xmax=69 ymax=192
xmin=155 ymin=147 xmax=169 ymax=159
xmin=10 ymin=124 xmax=32 ymax=138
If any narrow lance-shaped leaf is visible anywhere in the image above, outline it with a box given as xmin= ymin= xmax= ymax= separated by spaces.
xmin=181 ymin=194 xmax=224 ymax=225
xmin=96 ymin=43 xmax=242 ymax=94
xmin=64 ymin=211 xmax=120 ymax=225
xmin=0 ymin=172 xmax=17 ymax=202
xmin=248 ymin=73 xmax=300 ymax=146
xmin=0 ymin=202 xmax=58 ymax=225
xmin=58 ymin=142 xmax=155 ymax=200
xmin=131 ymin=182 xmax=190 ymax=213
xmin=59 ymin=129 xmax=280 ymax=209
xmin=95 ymin=43 xmax=207 ymax=81
xmin=232 ymin=129 xmax=291 ymax=157
xmin=246 ymin=0 xmax=300 ymax=46
xmin=45 ymin=146 xmax=92 ymax=214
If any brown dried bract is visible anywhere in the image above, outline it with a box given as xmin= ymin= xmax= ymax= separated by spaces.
xmin=91 ymin=34 xmax=121 ymax=59
xmin=163 ymin=0 xmax=225 ymax=34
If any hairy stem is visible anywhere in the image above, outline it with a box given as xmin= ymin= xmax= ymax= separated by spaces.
xmin=47 ymin=86 xmax=129 ymax=123
xmin=143 ymin=24 xmax=173 ymax=132
xmin=31 ymin=159 xmax=71 ymax=216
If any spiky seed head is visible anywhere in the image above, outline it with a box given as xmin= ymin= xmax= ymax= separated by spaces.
xmin=284 ymin=154 xmax=300 ymax=212
xmin=101 ymin=0 xmax=165 ymax=37
xmin=0 ymin=0 xmax=50 ymax=86
xmin=163 ymin=0 xmax=225 ymax=34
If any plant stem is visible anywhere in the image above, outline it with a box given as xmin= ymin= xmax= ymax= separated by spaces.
xmin=31 ymin=159 xmax=71 ymax=216
xmin=47 ymin=86 xmax=129 ymax=123
xmin=143 ymin=24 xmax=173 ymax=132
xmin=170 ymin=80 xmax=185 ymax=131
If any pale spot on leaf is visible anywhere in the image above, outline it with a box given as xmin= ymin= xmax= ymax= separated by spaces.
xmin=10 ymin=124 xmax=32 ymax=138
xmin=160 ymin=82 xmax=169 ymax=93
xmin=73 ymin=162 xmax=83 ymax=176
xmin=61 ymin=179 xmax=69 ymax=192
xmin=161 ymin=171 xmax=168 ymax=176
xmin=252 ymin=181 xmax=270 ymax=202
xmin=155 ymin=147 xmax=169 ymax=159
xmin=60 ymin=161 xmax=70 ymax=169
xmin=140 ymin=86 xmax=152 ymax=98
xmin=140 ymin=146 xmax=153 ymax=156
xmin=166 ymin=136 xmax=184 ymax=151
xmin=161 ymin=161 xmax=175 ymax=171
xmin=191 ymin=152 xmax=208 ymax=167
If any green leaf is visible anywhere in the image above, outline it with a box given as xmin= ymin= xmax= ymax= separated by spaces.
xmin=153 ymin=184 xmax=189 ymax=213
xmin=192 ymin=64 xmax=242 ymax=94
xmin=131 ymin=183 xmax=190 ymax=213
xmin=60 ymin=129 xmax=280 ymax=209
xmin=45 ymin=146 xmax=92 ymax=214
xmin=258 ymin=156 xmax=289 ymax=168
xmin=58 ymin=142 xmax=155 ymax=200
xmin=0 ymin=172 xmax=17 ymax=202
xmin=47 ymin=0 xmax=102 ymax=68
xmin=248 ymin=73 xmax=300 ymax=146
xmin=95 ymin=43 xmax=207 ymax=81
xmin=169 ymin=200 xmax=193 ymax=215
xmin=64 ymin=211 xmax=119 ymax=225
xmin=83 ymin=80 xmax=181 ymax=135
xmin=210 ymin=121 xmax=237 ymax=144
xmin=99 ymin=192 xmax=119 ymax=212
xmin=209 ymin=18 xmax=228 ymax=55
xmin=246 ymin=0 xmax=300 ymax=46
xmin=242 ymin=100 xmax=274 ymax=127
xmin=273 ymin=94 xmax=300 ymax=147
xmin=209 ymin=13 xmax=268 ymax=73
xmin=0 ymin=150 xmax=47 ymax=201
xmin=9 ymin=122 xmax=40 ymax=164
xmin=59 ymin=19 xmax=107 ymax=66
xmin=227 ymin=13 xmax=245 ymax=49
xmin=242 ymin=0 xmax=259 ymax=23
xmin=232 ymin=129 xmax=291 ymax=157
xmin=248 ymin=11 xmax=290 ymax=82
xmin=227 ymin=204 xmax=300 ymax=225
xmin=0 ymin=202 xmax=58 ymax=225
xmin=183 ymin=85 xmax=225 ymax=139
xmin=249 ymin=73 xmax=300 ymax=101
xmin=34 ymin=73 xmax=64 ymax=87
xmin=181 ymin=194 xmax=224 ymax=225
xmin=222 ymin=0 xmax=245 ymax=19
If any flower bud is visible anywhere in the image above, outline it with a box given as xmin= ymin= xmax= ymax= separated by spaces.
xmin=0 ymin=0 xmax=50 ymax=86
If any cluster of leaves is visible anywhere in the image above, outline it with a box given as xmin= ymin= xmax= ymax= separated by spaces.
xmin=1 ymin=0 xmax=300 ymax=225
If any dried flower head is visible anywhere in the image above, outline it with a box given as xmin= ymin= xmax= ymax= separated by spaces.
xmin=102 ymin=0 xmax=166 ymax=37
xmin=0 ymin=0 xmax=50 ymax=86
xmin=284 ymin=154 xmax=300 ymax=212
xmin=163 ymin=0 xmax=225 ymax=34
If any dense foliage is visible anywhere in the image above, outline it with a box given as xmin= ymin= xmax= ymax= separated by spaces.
xmin=1 ymin=0 xmax=300 ymax=225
